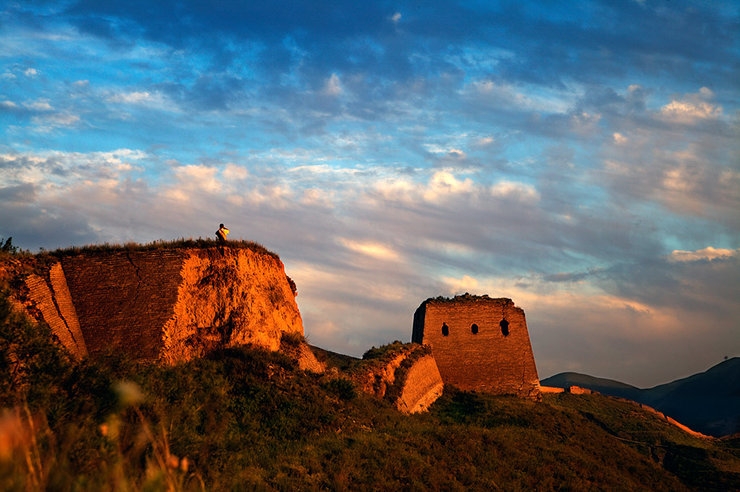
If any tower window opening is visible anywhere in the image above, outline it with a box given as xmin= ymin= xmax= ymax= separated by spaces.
xmin=471 ymin=323 xmax=479 ymax=334
xmin=442 ymin=322 xmax=449 ymax=337
xmin=500 ymin=319 xmax=510 ymax=337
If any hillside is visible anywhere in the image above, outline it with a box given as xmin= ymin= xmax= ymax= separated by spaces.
xmin=1 ymin=290 xmax=740 ymax=490
xmin=541 ymin=358 xmax=740 ymax=438
xmin=3 ymin=242 xmax=740 ymax=489
xmin=541 ymin=372 xmax=641 ymax=400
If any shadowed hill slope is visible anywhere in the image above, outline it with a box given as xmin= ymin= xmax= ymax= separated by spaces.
xmin=541 ymin=357 xmax=740 ymax=437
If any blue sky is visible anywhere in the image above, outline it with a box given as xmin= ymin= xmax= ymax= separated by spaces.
xmin=1 ymin=0 xmax=738 ymax=387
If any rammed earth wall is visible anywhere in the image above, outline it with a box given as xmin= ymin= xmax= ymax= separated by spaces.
xmin=18 ymin=246 xmax=303 ymax=363
xmin=412 ymin=294 xmax=541 ymax=399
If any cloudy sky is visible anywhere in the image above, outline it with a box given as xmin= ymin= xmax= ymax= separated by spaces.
xmin=1 ymin=1 xmax=738 ymax=387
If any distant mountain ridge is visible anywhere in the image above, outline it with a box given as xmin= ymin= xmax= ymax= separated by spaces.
xmin=541 ymin=357 xmax=740 ymax=437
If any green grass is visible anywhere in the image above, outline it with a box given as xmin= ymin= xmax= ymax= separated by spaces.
xmin=1 ymin=287 xmax=740 ymax=491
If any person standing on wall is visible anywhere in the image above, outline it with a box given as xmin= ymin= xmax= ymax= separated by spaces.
xmin=216 ymin=223 xmax=230 ymax=242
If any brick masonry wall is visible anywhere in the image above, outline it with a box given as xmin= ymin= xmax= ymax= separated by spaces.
xmin=23 ymin=263 xmax=87 ymax=358
xmin=412 ymin=295 xmax=540 ymax=398
xmin=396 ymin=354 xmax=445 ymax=414
xmin=54 ymin=246 xmax=303 ymax=363
xmin=62 ymin=250 xmax=186 ymax=359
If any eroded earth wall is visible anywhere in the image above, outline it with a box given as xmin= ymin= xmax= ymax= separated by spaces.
xmin=412 ymin=294 xmax=540 ymax=399
xmin=17 ymin=246 xmax=303 ymax=364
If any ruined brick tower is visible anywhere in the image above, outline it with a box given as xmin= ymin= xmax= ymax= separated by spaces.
xmin=412 ymin=294 xmax=540 ymax=399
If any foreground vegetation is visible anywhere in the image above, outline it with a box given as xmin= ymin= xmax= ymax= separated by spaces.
xmin=2 ymin=288 xmax=740 ymax=491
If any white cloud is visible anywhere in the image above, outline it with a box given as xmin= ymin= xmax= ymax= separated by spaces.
xmin=31 ymin=112 xmax=80 ymax=131
xmin=339 ymin=238 xmax=401 ymax=261
xmin=108 ymin=91 xmax=153 ymax=104
xmin=424 ymin=170 xmax=474 ymax=200
xmin=669 ymin=247 xmax=738 ymax=263
xmin=324 ymin=73 xmax=342 ymax=96
xmin=490 ymin=181 xmax=540 ymax=203
xmin=171 ymin=164 xmax=221 ymax=193
xmin=660 ymin=100 xmax=721 ymax=122
xmin=441 ymin=274 xmax=479 ymax=294
xmin=106 ymin=90 xmax=176 ymax=112
xmin=659 ymin=88 xmax=722 ymax=123
xmin=222 ymin=163 xmax=249 ymax=181
xmin=468 ymin=79 xmax=573 ymax=114
xmin=612 ymin=132 xmax=627 ymax=144
xmin=23 ymin=99 xmax=53 ymax=111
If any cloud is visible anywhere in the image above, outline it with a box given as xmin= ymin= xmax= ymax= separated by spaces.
xmin=669 ymin=247 xmax=737 ymax=263
xmin=658 ymin=87 xmax=723 ymax=123
xmin=424 ymin=170 xmax=474 ymax=201
xmin=612 ymin=132 xmax=627 ymax=144
xmin=31 ymin=113 xmax=80 ymax=130
xmin=323 ymin=73 xmax=343 ymax=96
xmin=339 ymin=238 xmax=401 ymax=262
xmin=107 ymin=91 xmax=154 ymax=104
xmin=490 ymin=181 xmax=540 ymax=203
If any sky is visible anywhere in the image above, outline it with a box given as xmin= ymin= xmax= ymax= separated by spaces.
xmin=1 ymin=1 xmax=738 ymax=388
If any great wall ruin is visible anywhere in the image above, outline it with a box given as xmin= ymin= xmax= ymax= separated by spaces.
xmin=2 ymin=244 xmax=543 ymax=413
xmin=413 ymin=294 xmax=541 ymax=399
xmin=11 ymin=247 xmax=303 ymax=364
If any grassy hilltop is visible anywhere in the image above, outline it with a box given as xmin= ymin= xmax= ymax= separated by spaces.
xmin=1 ymin=243 xmax=740 ymax=490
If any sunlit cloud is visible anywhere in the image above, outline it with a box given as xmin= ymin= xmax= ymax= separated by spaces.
xmin=669 ymin=247 xmax=738 ymax=263
xmin=612 ymin=132 xmax=627 ymax=144
xmin=659 ymin=88 xmax=722 ymax=123
xmin=490 ymin=181 xmax=540 ymax=203
xmin=424 ymin=171 xmax=474 ymax=201
xmin=339 ymin=238 xmax=401 ymax=262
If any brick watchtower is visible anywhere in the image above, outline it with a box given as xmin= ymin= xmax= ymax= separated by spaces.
xmin=412 ymin=294 xmax=540 ymax=399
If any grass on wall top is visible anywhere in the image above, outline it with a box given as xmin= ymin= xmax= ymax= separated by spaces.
xmin=43 ymin=237 xmax=281 ymax=261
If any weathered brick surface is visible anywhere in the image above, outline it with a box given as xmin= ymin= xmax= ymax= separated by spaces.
xmin=23 ymin=264 xmax=87 ymax=358
xmin=395 ymin=354 xmax=444 ymax=414
xmin=412 ymin=294 xmax=540 ymax=398
xmin=48 ymin=262 xmax=87 ymax=357
xmin=62 ymin=250 xmax=185 ymax=359
xmin=353 ymin=344 xmax=445 ymax=414
xmin=16 ymin=246 xmax=307 ymax=363
xmin=160 ymin=247 xmax=303 ymax=364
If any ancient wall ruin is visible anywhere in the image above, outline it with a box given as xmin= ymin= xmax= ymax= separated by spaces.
xmin=412 ymin=294 xmax=540 ymax=399
xmin=15 ymin=246 xmax=303 ymax=364
xmin=352 ymin=344 xmax=445 ymax=414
